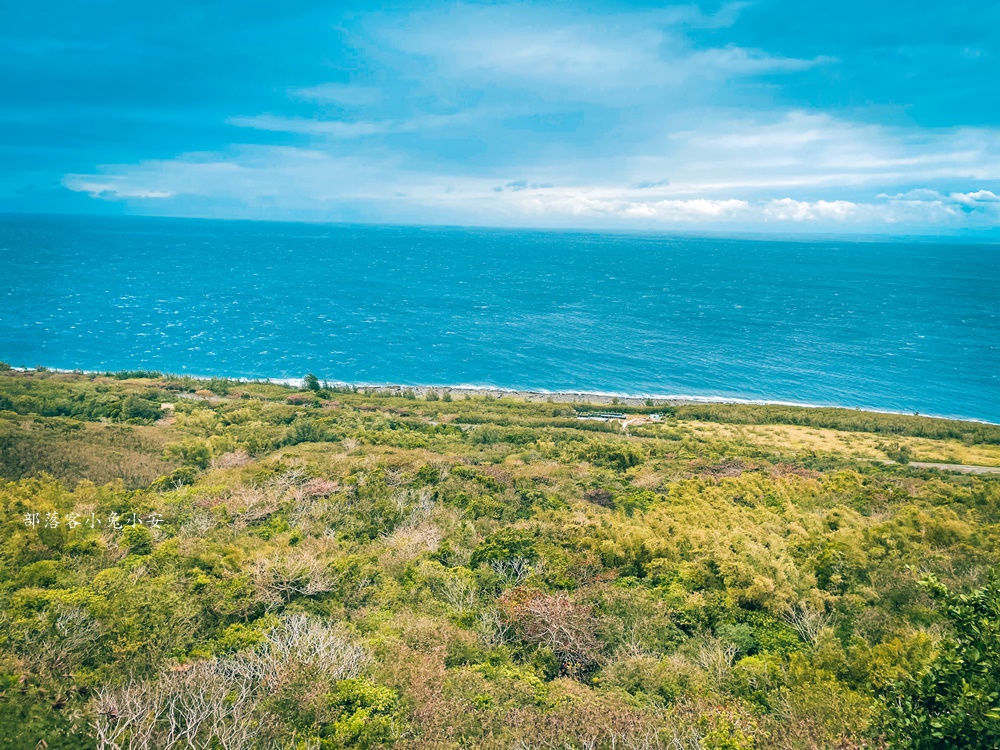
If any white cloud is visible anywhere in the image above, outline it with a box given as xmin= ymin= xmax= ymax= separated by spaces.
xmin=244 ymin=109 xmax=993 ymax=199
xmin=493 ymin=189 xmax=1000 ymax=226
xmin=376 ymin=5 xmax=828 ymax=98
xmin=646 ymin=112 xmax=1000 ymax=193
xmin=57 ymin=5 xmax=1000 ymax=232
xmin=228 ymin=115 xmax=390 ymax=138
xmin=506 ymin=192 xmax=751 ymax=221
xmin=689 ymin=46 xmax=834 ymax=77
xmin=948 ymin=189 xmax=1000 ymax=205
xmin=63 ymin=179 xmax=174 ymax=199
xmin=623 ymin=2 xmax=752 ymax=31
xmin=61 ymin=143 xmax=1000 ymax=230
xmin=228 ymin=110 xmax=481 ymax=139
xmin=289 ymin=83 xmax=382 ymax=106
xmin=761 ymin=198 xmax=862 ymax=222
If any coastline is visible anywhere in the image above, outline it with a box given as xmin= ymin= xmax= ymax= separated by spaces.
xmin=303 ymin=382 xmax=1000 ymax=425
xmin=297 ymin=381 xmax=829 ymax=410
xmin=13 ymin=365 xmax=997 ymax=425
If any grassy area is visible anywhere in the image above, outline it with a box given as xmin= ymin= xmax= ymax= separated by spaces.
xmin=668 ymin=402 xmax=1000 ymax=444
xmin=2 ymin=368 xmax=999 ymax=749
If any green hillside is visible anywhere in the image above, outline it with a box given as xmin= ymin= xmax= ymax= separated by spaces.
xmin=2 ymin=367 xmax=999 ymax=749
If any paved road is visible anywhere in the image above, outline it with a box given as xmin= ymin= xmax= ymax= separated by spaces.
xmin=880 ymin=460 xmax=1000 ymax=475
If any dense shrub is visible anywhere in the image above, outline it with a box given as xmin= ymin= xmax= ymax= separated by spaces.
xmin=880 ymin=574 xmax=1000 ymax=748
xmin=0 ymin=370 xmax=998 ymax=749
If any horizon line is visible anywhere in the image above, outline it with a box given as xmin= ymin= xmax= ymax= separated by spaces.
xmin=3 ymin=208 xmax=1000 ymax=246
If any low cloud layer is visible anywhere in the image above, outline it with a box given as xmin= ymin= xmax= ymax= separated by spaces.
xmin=63 ymin=112 xmax=1000 ymax=230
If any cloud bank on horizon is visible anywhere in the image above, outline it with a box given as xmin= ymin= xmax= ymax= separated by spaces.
xmin=3 ymin=1 xmax=999 ymax=232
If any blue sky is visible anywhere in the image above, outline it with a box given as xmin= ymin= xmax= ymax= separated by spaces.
xmin=3 ymin=1 xmax=999 ymax=232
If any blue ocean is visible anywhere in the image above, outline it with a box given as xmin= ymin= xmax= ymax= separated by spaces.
xmin=1 ymin=214 xmax=998 ymax=422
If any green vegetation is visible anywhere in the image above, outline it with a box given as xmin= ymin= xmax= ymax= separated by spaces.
xmin=880 ymin=575 xmax=1000 ymax=749
xmin=1 ymin=368 xmax=1000 ymax=748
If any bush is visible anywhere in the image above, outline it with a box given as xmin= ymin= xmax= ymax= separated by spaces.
xmin=111 ymin=369 xmax=163 ymax=379
xmin=207 ymin=377 xmax=231 ymax=396
xmin=149 ymin=465 xmax=198 ymax=491
xmin=581 ymin=440 xmax=646 ymax=472
xmin=880 ymin=574 xmax=1000 ymax=748
xmin=614 ymin=489 xmax=660 ymax=516
xmin=120 ymin=394 xmax=162 ymax=422
xmin=499 ymin=589 xmax=601 ymax=675
xmin=324 ymin=679 xmax=398 ymax=749
xmin=122 ymin=525 xmax=153 ymax=555
xmin=165 ymin=439 xmax=210 ymax=469
xmin=470 ymin=528 xmax=538 ymax=568
xmin=880 ymin=440 xmax=914 ymax=464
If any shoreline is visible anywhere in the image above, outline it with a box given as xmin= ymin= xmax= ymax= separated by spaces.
xmin=11 ymin=365 xmax=997 ymax=425
xmin=317 ymin=382 xmax=999 ymax=425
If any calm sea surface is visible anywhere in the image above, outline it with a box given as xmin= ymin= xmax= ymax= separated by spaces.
xmin=2 ymin=214 xmax=998 ymax=422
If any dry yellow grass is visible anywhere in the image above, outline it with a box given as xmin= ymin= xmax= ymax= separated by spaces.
xmin=677 ymin=420 xmax=1000 ymax=467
